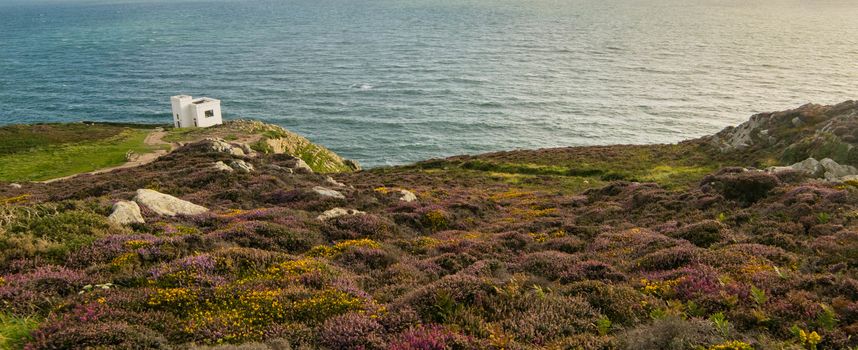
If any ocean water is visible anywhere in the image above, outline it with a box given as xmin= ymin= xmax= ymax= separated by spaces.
xmin=1 ymin=0 xmax=857 ymax=167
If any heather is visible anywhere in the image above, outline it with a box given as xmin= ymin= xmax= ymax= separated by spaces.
xmin=1 ymin=102 xmax=858 ymax=349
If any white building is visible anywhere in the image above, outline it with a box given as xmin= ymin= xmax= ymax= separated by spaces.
xmin=170 ymin=95 xmax=223 ymax=128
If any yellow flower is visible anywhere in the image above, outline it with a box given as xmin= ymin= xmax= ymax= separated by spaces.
xmin=807 ymin=331 xmax=821 ymax=345
xmin=307 ymin=239 xmax=381 ymax=258
xmin=708 ymin=340 xmax=753 ymax=350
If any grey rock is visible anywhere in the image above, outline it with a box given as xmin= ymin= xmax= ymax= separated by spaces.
xmin=237 ymin=143 xmax=258 ymax=157
xmin=213 ymin=161 xmax=234 ymax=172
xmin=9 ymin=183 xmax=22 ymax=189
xmin=205 ymin=138 xmax=245 ymax=156
xmin=108 ymin=200 xmax=144 ymax=225
xmin=399 ymin=189 xmax=418 ymax=202
xmin=767 ymin=157 xmax=858 ymax=181
xmin=229 ymin=159 xmax=255 ymax=173
xmin=134 ymin=189 xmax=209 ymax=217
xmin=293 ymin=159 xmax=313 ymax=173
xmin=820 ymin=158 xmax=858 ymax=180
xmin=792 ymin=116 xmax=804 ymax=127
xmin=312 ymin=186 xmax=345 ymax=199
xmin=326 ymin=176 xmax=346 ymax=187
xmin=790 ymin=158 xmax=823 ymax=176
xmin=317 ymin=207 xmax=365 ymax=221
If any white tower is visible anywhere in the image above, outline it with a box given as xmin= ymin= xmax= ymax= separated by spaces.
xmin=170 ymin=95 xmax=223 ymax=128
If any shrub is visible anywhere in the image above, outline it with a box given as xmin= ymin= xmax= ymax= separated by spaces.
xmin=419 ymin=207 xmax=450 ymax=233
xmin=670 ymin=220 xmax=727 ymax=248
xmin=308 ymin=239 xmax=383 ymax=259
xmin=700 ymin=168 xmax=780 ymax=205
xmin=398 ymin=274 xmax=493 ymax=322
xmin=212 ymin=221 xmax=323 ymax=253
xmin=388 ymin=324 xmax=477 ymax=350
xmin=636 ymin=244 xmax=701 ymax=271
xmin=516 ymin=251 xmax=578 ymax=281
xmin=563 ymin=281 xmax=653 ymax=325
xmin=560 ymin=260 xmax=627 ymax=283
xmin=4 ymin=207 xmax=117 ymax=261
xmin=482 ymin=291 xmax=600 ymax=344
xmin=318 ymin=312 xmax=385 ymax=350
xmin=150 ymin=254 xmax=225 ymax=287
xmin=27 ymin=320 xmax=168 ymax=350
xmin=0 ymin=266 xmax=88 ymax=314
xmin=335 ymin=246 xmax=398 ymax=272
xmin=616 ymin=316 xmax=723 ymax=350
xmin=322 ymin=214 xmax=396 ymax=241
xmin=290 ymin=289 xmax=367 ymax=324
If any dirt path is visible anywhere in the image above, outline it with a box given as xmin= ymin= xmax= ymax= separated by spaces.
xmin=40 ymin=128 xmax=176 ymax=184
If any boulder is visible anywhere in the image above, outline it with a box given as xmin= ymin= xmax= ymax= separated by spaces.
xmin=768 ymin=157 xmax=858 ymax=181
xmin=204 ymin=138 xmax=245 ymax=156
xmin=133 ymin=189 xmax=209 ymax=217
xmin=819 ymin=158 xmax=858 ymax=180
xmin=213 ymin=161 xmax=234 ymax=172
xmin=229 ymin=159 xmax=255 ymax=173
xmin=108 ymin=200 xmax=144 ymax=225
xmin=399 ymin=189 xmax=417 ymax=202
xmin=8 ymin=183 xmax=22 ymax=189
xmin=317 ymin=207 xmax=365 ymax=221
xmin=236 ymin=143 xmax=258 ymax=157
xmin=312 ymin=186 xmax=345 ymax=199
xmin=326 ymin=176 xmax=346 ymax=187
xmin=293 ymin=159 xmax=313 ymax=173
xmin=790 ymin=158 xmax=823 ymax=176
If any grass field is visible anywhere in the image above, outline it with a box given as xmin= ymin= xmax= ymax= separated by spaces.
xmin=0 ymin=124 xmax=161 ymax=182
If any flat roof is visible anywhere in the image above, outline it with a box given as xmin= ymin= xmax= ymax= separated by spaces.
xmin=192 ymin=97 xmax=220 ymax=104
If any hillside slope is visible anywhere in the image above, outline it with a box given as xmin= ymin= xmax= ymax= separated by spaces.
xmin=1 ymin=102 xmax=858 ymax=350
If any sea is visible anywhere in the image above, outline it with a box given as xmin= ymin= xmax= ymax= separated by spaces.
xmin=1 ymin=0 xmax=857 ymax=167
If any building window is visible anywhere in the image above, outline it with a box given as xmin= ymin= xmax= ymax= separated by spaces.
xmin=205 ymin=110 xmax=214 ymax=118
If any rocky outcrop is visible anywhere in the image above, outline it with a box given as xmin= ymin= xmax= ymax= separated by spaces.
xmin=213 ymin=161 xmax=234 ymax=172
xmin=108 ymin=200 xmax=145 ymax=225
xmin=229 ymin=160 xmax=255 ymax=173
xmin=767 ymin=157 xmax=858 ymax=181
xmin=317 ymin=207 xmax=365 ymax=221
xmin=133 ymin=189 xmax=209 ymax=217
xmin=202 ymin=138 xmax=247 ymax=156
xmin=704 ymin=101 xmax=858 ymax=166
xmin=312 ymin=186 xmax=345 ymax=199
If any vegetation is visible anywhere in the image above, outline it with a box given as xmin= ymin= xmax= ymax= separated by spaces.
xmin=1 ymin=101 xmax=858 ymax=349
xmin=0 ymin=123 xmax=163 ymax=182
xmin=163 ymin=120 xmax=358 ymax=173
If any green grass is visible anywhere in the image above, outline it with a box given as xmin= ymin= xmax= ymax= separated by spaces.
xmin=0 ymin=312 xmax=39 ymax=350
xmin=162 ymin=127 xmax=201 ymax=143
xmin=0 ymin=127 xmax=159 ymax=182
xmin=0 ymin=123 xmax=125 ymax=156
xmin=418 ymin=142 xmax=736 ymax=190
